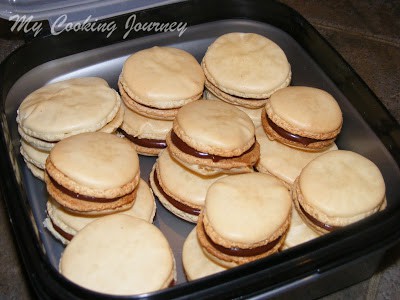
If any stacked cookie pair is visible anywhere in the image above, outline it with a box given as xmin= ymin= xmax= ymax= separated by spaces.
xmin=202 ymin=32 xmax=292 ymax=128
xmin=43 ymin=132 xmax=156 ymax=244
xmin=118 ymin=46 xmax=205 ymax=156
xmin=16 ymin=77 xmax=123 ymax=180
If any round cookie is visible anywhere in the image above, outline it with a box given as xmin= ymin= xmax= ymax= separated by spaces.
xmin=119 ymin=46 xmax=205 ymax=120
xmin=166 ymin=100 xmax=260 ymax=176
xmin=59 ymin=214 xmax=176 ymax=295
xmin=282 ymin=207 xmax=319 ymax=250
xmin=45 ymin=132 xmax=140 ymax=214
xmin=255 ymin=126 xmax=338 ymax=187
xmin=202 ymin=32 xmax=291 ymax=108
xmin=262 ymin=86 xmax=343 ymax=151
xmin=292 ymin=150 xmax=386 ymax=235
xmin=204 ymin=89 xmax=263 ymax=128
xmin=45 ymin=179 xmax=156 ymax=244
xmin=197 ymin=173 xmax=292 ymax=267
xmin=149 ymin=150 xmax=226 ymax=223
xmin=119 ymin=104 xmax=172 ymax=156
xmin=16 ymin=77 xmax=121 ymax=142
xmin=182 ymin=227 xmax=227 ymax=281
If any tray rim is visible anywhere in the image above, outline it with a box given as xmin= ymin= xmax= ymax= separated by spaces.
xmin=1 ymin=0 xmax=400 ymax=299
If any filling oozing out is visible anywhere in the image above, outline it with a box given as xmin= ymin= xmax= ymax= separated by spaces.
xmin=153 ymin=168 xmax=200 ymax=216
xmin=298 ymin=203 xmax=339 ymax=232
xmin=200 ymin=219 xmax=282 ymax=257
xmin=170 ymin=130 xmax=255 ymax=163
xmin=119 ymin=129 xmax=167 ymax=149
xmin=265 ymin=114 xmax=322 ymax=145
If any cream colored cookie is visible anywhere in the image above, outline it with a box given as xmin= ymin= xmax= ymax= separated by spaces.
xmin=18 ymin=126 xmax=55 ymax=151
xmin=262 ymin=86 xmax=343 ymax=151
xmin=59 ymin=214 xmax=176 ymax=295
xmin=149 ymin=150 xmax=226 ymax=223
xmin=119 ymin=104 xmax=172 ymax=156
xmin=17 ymin=77 xmax=121 ymax=141
xmin=282 ymin=207 xmax=320 ymax=250
xmin=167 ymin=100 xmax=259 ymax=175
xmin=202 ymin=33 xmax=291 ymax=99
xmin=204 ymin=89 xmax=263 ymax=128
xmin=255 ymin=127 xmax=338 ymax=186
xmin=120 ymin=46 xmax=205 ymax=109
xmin=292 ymin=150 xmax=386 ymax=234
xmin=197 ymin=173 xmax=291 ymax=267
xmin=45 ymin=132 xmax=140 ymax=214
xmin=20 ymin=139 xmax=49 ymax=170
xmin=182 ymin=227 xmax=227 ymax=280
xmin=44 ymin=179 xmax=156 ymax=244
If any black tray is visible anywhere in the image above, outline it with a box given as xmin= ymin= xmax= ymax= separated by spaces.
xmin=1 ymin=0 xmax=400 ymax=299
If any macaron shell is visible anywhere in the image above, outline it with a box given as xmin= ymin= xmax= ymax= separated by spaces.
xmin=182 ymin=227 xmax=227 ymax=281
xmin=59 ymin=214 xmax=175 ymax=295
xmin=48 ymin=132 xmax=139 ymax=192
xmin=20 ymin=139 xmax=49 ymax=169
xmin=98 ymin=104 xmax=124 ymax=133
xmin=17 ymin=77 xmax=121 ymax=141
xmin=24 ymin=160 xmax=44 ymax=180
xmin=173 ymin=100 xmax=255 ymax=155
xmin=120 ymin=46 xmax=205 ymax=108
xmin=18 ymin=126 xmax=55 ymax=151
xmin=202 ymin=32 xmax=291 ymax=98
xmin=255 ymin=126 xmax=338 ymax=185
xmin=266 ymin=86 xmax=343 ymax=136
xmin=205 ymin=173 xmax=292 ymax=246
xmin=299 ymin=150 xmax=386 ymax=224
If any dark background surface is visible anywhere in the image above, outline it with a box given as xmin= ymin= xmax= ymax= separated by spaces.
xmin=0 ymin=0 xmax=399 ymax=299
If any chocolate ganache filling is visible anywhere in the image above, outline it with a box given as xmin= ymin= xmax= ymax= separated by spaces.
xmin=266 ymin=114 xmax=321 ymax=145
xmin=298 ymin=204 xmax=339 ymax=231
xmin=49 ymin=217 xmax=73 ymax=241
xmin=201 ymin=221 xmax=282 ymax=257
xmin=153 ymin=169 xmax=200 ymax=216
xmin=49 ymin=175 xmax=122 ymax=203
xmin=119 ymin=129 xmax=167 ymax=149
xmin=171 ymin=130 xmax=255 ymax=163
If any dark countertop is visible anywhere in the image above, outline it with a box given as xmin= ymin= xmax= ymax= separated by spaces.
xmin=0 ymin=1 xmax=399 ymax=299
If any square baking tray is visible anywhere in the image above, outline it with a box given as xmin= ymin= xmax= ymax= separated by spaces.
xmin=1 ymin=0 xmax=400 ymax=299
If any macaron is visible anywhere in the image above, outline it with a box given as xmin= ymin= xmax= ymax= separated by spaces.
xmin=182 ymin=227 xmax=227 ymax=281
xmin=292 ymin=150 xmax=387 ymax=235
xmin=118 ymin=104 xmax=172 ymax=156
xmin=44 ymin=179 xmax=156 ymax=244
xmin=59 ymin=214 xmax=176 ymax=295
xmin=204 ymin=89 xmax=263 ymax=128
xmin=261 ymin=86 xmax=343 ymax=151
xmin=17 ymin=77 xmax=122 ymax=142
xmin=255 ymin=126 xmax=338 ymax=187
xmin=166 ymin=100 xmax=260 ymax=176
xmin=282 ymin=207 xmax=319 ymax=250
xmin=119 ymin=46 xmax=205 ymax=120
xmin=149 ymin=149 xmax=226 ymax=223
xmin=20 ymin=139 xmax=49 ymax=180
xmin=202 ymin=32 xmax=291 ymax=109
xmin=44 ymin=132 xmax=140 ymax=215
xmin=197 ymin=173 xmax=292 ymax=267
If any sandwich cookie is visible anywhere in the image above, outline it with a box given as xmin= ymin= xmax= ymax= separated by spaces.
xmin=282 ymin=207 xmax=319 ymax=250
xmin=45 ymin=132 xmax=140 ymax=215
xmin=44 ymin=179 xmax=156 ymax=244
xmin=202 ymin=32 xmax=291 ymax=109
xmin=149 ymin=149 xmax=226 ymax=223
xmin=255 ymin=126 xmax=338 ymax=187
xmin=197 ymin=173 xmax=292 ymax=267
xmin=60 ymin=214 xmax=176 ymax=295
xmin=182 ymin=227 xmax=227 ymax=281
xmin=20 ymin=139 xmax=49 ymax=180
xmin=262 ymin=86 xmax=343 ymax=151
xmin=119 ymin=46 xmax=205 ymax=120
xmin=204 ymin=89 xmax=263 ymax=128
xmin=166 ymin=100 xmax=260 ymax=176
xmin=119 ymin=104 xmax=172 ymax=156
xmin=292 ymin=150 xmax=387 ymax=235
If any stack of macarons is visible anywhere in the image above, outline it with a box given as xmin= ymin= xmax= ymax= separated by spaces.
xmin=44 ymin=132 xmax=152 ymax=243
xmin=118 ymin=46 xmax=205 ymax=156
xmin=202 ymin=32 xmax=291 ymax=128
xmin=17 ymin=77 xmax=123 ymax=180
